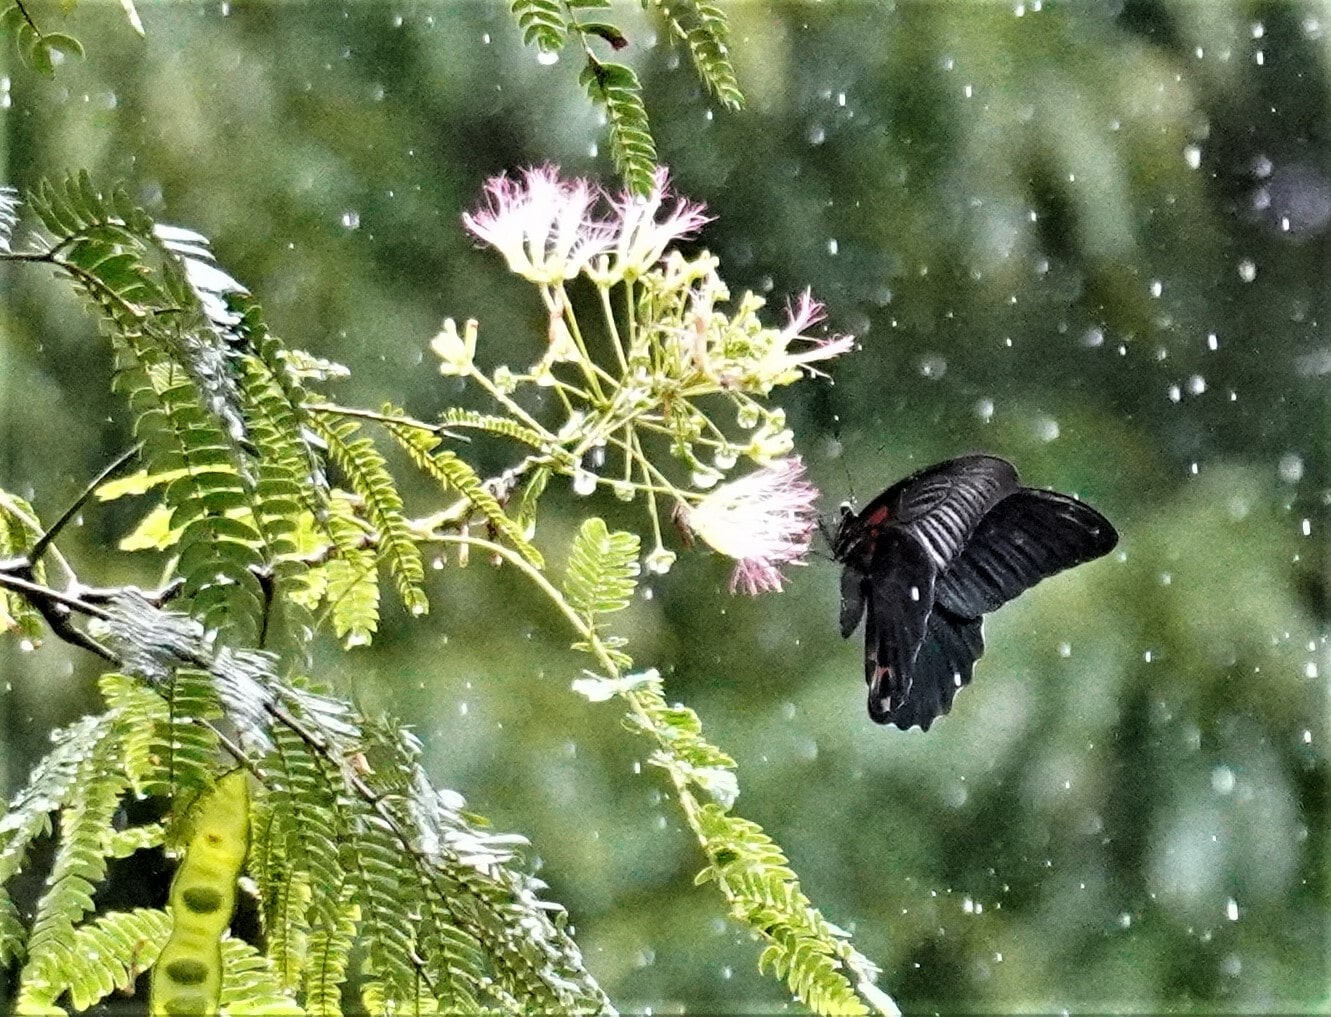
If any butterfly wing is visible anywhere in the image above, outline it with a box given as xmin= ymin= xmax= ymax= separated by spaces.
xmin=871 ymin=607 xmax=984 ymax=730
xmin=860 ymin=528 xmax=936 ymax=719
xmin=934 ymin=488 xmax=1118 ymax=618
xmin=869 ymin=454 xmax=1020 ymax=569
xmin=833 ymin=454 xmax=1017 ymax=570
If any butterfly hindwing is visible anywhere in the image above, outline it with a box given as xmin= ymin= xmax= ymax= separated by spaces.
xmin=862 ymin=528 xmax=935 ymax=718
xmin=873 ymin=608 xmax=984 ymax=730
xmin=934 ymin=489 xmax=1118 ymax=619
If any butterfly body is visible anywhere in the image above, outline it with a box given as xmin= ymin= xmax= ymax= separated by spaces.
xmin=833 ymin=454 xmax=1117 ymax=731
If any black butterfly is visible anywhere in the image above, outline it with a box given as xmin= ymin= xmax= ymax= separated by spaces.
xmin=832 ymin=454 xmax=1118 ymax=731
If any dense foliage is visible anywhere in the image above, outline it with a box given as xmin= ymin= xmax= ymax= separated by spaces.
xmin=0 ymin=1 xmax=1326 ymax=1013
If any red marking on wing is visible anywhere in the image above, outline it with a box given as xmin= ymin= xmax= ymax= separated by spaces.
xmin=865 ymin=505 xmax=890 ymax=527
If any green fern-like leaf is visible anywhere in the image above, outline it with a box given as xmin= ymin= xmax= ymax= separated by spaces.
xmin=384 ymin=413 xmax=545 ymax=568
xmin=0 ymin=714 xmax=109 ymax=889
xmin=18 ymin=723 xmax=131 ymax=1007
xmin=302 ymin=891 xmax=357 ymax=1017
xmin=563 ymin=517 xmax=640 ymax=620
xmin=0 ymin=714 xmax=111 ymax=976
xmin=0 ymin=893 xmax=24 ymax=968
xmin=437 ymin=407 xmax=552 ymax=453
xmin=112 ymin=341 xmax=267 ymax=641
xmin=311 ymin=414 xmax=428 ymax=618
xmin=652 ymin=0 xmax=744 ymax=109
xmin=19 ymin=907 xmax=169 ymax=1012
xmin=0 ymin=491 xmax=47 ymax=642
xmin=695 ymin=804 xmax=874 ymax=1016
xmin=319 ymin=491 xmax=380 ymax=646
xmin=347 ymin=813 xmax=428 ymax=1009
xmin=217 ymin=934 xmax=307 ymax=1015
xmin=580 ymin=57 xmax=658 ymax=195
xmin=510 ymin=0 xmax=566 ymax=52
xmin=258 ymin=725 xmax=345 ymax=938
xmin=98 ymin=671 xmax=171 ymax=797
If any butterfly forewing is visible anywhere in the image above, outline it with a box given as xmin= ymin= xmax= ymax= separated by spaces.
xmin=933 ymin=489 xmax=1118 ymax=619
xmin=881 ymin=454 xmax=1019 ymax=568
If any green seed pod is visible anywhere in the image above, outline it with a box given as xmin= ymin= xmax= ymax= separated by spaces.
xmin=150 ymin=770 xmax=250 ymax=1017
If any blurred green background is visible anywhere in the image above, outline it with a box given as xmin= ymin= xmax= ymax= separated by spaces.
xmin=1 ymin=1 xmax=1327 ymax=1012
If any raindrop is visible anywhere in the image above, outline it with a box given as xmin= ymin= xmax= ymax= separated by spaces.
xmin=1118 ymin=912 xmax=1133 ymax=929
xmin=1034 ymin=416 xmax=1060 ymax=442
xmin=1224 ymin=897 xmax=1239 ymax=921
xmin=1168 ymin=384 xmax=1182 ymax=403
xmin=1211 ymin=766 xmax=1236 ymax=794
xmin=537 ymin=50 xmax=559 ymax=66
xmin=1207 ymin=332 xmax=1219 ymax=351
xmin=1187 ymin=374 xmax=1207 ymax=395
xmin=1278 ymin=453 xmax=1304 ymax=482
xmin=1082 ymin=327 xmax=1105 ymax=348
xmin=1058 ymin=642 xmax=1072 ymax=657
xmin=807 ymin=123 xmax=827 ymax=145
xmin=974 ymin=398 xmax=995 ymax=423
xmin=339 ymin=210 xmax=361 ymax=230
xmin=1304 ymin=662 xmax=1317 ymax=679
xmin=918 ymin=353 xmax=947 ymax=379
xmin=1301 ymin=518 xmax=1312 ymax=536
xmin=1149 ymin=279 xmax=1164 ymax=298
xmin=690 ymin=469 xmax=720 ymax=489
xmin=826 ymin=238 xmax=839 ymax=256
xmin=571 ymin=470 xmax=597 ymax=496
xmin=1184 ymin=145 xmax=1202 ymax=169
xmin=1237 ymin=258 xmax=1257 ymax=282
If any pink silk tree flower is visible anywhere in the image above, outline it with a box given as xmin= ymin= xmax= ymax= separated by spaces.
xmin=593 ymin=168 xmax=713 ymax=283
xmin=463 ymin=166 xmax=614 ymax=284
xmin=678 ymin=456 xmax=820 ymax=595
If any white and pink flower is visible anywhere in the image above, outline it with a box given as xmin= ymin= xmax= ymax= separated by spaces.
xmin=462 ymin=166 xmax=614 ymax=284
xmin=595 ymin=168 xmax=712 ymax=283
xmin=678 ymin=456 xmax=820 ymax=595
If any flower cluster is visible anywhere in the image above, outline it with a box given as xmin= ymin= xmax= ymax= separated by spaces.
xmin=437 ymin=165 xmax=854 ymax=594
